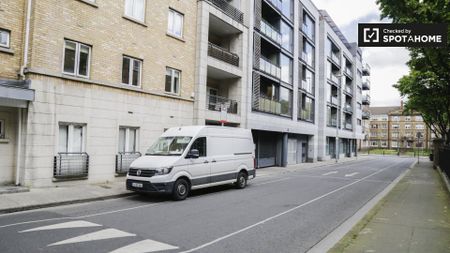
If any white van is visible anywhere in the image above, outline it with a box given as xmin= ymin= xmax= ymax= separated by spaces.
xmin=126 ymin=126 xmax=256 ymax=200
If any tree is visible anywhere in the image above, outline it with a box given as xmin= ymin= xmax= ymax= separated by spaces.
xmin=376 ymin=0 xmax=450 ymax=144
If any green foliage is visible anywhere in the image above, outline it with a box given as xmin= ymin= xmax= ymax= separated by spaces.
xmin=376 ymin=0 xmax=450 ymax=143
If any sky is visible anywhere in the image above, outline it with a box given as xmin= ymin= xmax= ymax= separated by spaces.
xmin=313 ymin=0 xmax=410 ymax=107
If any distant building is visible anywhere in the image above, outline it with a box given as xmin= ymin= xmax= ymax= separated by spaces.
xmin=368 ymin=105 xmax=432 ymax=150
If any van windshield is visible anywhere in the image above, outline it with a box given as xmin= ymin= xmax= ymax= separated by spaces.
xmin=146 ymin=136 xmax=192 ymax=156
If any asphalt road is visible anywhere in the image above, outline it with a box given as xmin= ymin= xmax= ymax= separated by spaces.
xmin=0 ymin=156 xmax=415 ymax=253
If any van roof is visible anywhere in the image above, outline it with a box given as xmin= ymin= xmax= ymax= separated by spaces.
xmin=162 ymin=126 xmax=251 ymax=138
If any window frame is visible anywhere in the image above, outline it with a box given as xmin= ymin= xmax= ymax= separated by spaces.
xmin=121 ymin=55 xmax=143 ymax=87
xmin=62 ymin=39 xmax=91 ymax=78
xmin=58 ymin=123 xmax=86 ymax=153
xmin=165 ymin=67 xmax=181 ymax=95
xmin=124 ymin=0 xmax=147 ymax=23
xmin=118 ymin=127 xmax=139 ymax=153
xmin=167 ymin=8 xmax=184 ymax=39
xmin=0 ymin=29 xmax=10 ymax=48
xmin=189 ymin=137 xmax=207 ymax=157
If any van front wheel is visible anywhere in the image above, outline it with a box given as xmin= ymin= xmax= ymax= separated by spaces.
xmin=172 ymin=179 xmax=190 ymax=201
xmin=235 ymin=172 xmax=247 ymax=189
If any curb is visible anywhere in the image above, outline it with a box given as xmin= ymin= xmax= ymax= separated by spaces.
xmin=306 ymin=160 xmax=417 ymax=253
xmin=436 ymin=166 xmax=450 ymax=194
xmin=0 ymin=192 xmax=135 ymax=215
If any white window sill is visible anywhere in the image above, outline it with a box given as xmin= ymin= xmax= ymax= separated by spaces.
xmin=75 ymin=0 xmax=98 ymax=8
xmin=0 ymin=47 xmax=14 ymax=55
xmin=122 ymin=16 xmax=147 ymax=27
xmin=166 ymin=33 xmax=185 ymax=43
xmin=0 ymin=139 xmax=10 ymax=144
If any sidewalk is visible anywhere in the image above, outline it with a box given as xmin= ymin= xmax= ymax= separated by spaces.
xmin=0 ymin=156 xmax=366 ymax=214
xmin=329 ymin=161 xmax=450 ymax=253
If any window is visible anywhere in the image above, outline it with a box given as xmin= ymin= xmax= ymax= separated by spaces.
xmin=63 ymin=40 xmax=91 ymax=78
xmin=167 ymin=9 xmax=184 ymax=38
xmin=301 ymin=65 xmax=314 ymax=95
xmin=371 ymin=124 xmax=378 ymax=129
xmin=59 ymin=123 xmax=85 ymax=153
xmin=371 ymin=141 xmax=378 ymax=147
xmin=382 ymin=123 xmax=388 ymax=129
xmin=357 ymin=103 xmax=362 ymax=109
xmin=0 ymin=29 xmax=10 ymax=48
xmin=122 ymin=56 xmax=142 ymax=87
xmin=124 ymin=0 xmax=146 ymax=22
xmin=165 ymin=67 xmax=181 ymax=94
xmin=302 ymin=38 xmax=314 ymax=67
xmin=279 ymin=87 xmax=293 ymax=116
xmin=415 ymin=116 xmax=423 ymax=121
xmin=392 ymin=116 xmax=399 ymax=121
xmin=381 ymin=141 xmax=387 ymax=147
xmin=118 ymin=127 xmax=139 ymax=153
xmin=391 ymin=141 xmax=398 ymax=148
xmin=0 ymin=119 xmax=5 ymax=139
xmin=357 ymin=119 xmax=362 ymax=126
xmin=392 ymin=124 xmax=399 ymax=129
xmin=302 ymin=11 xmax=315 ymax=41
xmin=405 ymin=124 xmax=411 ymax=129
xmin=405 ymin=116 xmax=411 ymax=121
xmin=392 ymin=132 xmax=399 ymax=138
xmin=281 ymin=21 xmax=293 ymax=53
xmin=190 ymin=137 xmax=206 ymax=157
xmin=416 ymin=124 xmax=424 ymax=129
xmin=280 ymin=54 xmax=293 ymax=84
xmin=298 ymin=92 xmax=314 ymax=122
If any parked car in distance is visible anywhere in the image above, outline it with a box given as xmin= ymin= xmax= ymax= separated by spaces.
xmin=126 ymin=126 xmax=256 ymax=200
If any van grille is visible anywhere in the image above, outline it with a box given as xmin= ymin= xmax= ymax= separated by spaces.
xmin=128 ymin=168 xmax=156 ymax=177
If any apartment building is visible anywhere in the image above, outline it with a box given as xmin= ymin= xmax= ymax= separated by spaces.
xmin=368 ymin=105 xmax=432 ymax=150
xmin=0 ymin=0 xmax=197 ymax=187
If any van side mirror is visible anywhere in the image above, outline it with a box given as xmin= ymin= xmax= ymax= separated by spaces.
xmin=187 ymin=149 xmax=200 ymax=159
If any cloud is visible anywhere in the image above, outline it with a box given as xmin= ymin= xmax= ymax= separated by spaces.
xmin=313 ymin=0 xmax=380 ymax=27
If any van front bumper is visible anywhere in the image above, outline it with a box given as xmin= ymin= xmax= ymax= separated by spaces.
xmin=126 ymin=179 xmax=174 ymax=194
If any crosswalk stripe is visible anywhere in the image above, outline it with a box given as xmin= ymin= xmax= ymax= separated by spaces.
xmin=48 ymin=228 xmax=135 ymax=246
xmin=19 ymin=221 xmax=101 ymax=233
xmin=109 ymin=239 xmax=179 ymax=253
xmin=345 ymin=172 xmax=359 ymax=177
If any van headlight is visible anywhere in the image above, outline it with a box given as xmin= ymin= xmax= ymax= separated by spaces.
xmin=154 ymin=167 xmax=173 ymax=175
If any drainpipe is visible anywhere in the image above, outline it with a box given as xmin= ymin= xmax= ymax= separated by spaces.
xmin=15 ymin=108 xmax=22 ymax=186
xmin=19 ymin=0 xmax=32 ymax=79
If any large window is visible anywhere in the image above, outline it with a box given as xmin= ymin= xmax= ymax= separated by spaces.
xmin=258 ymin=81 xmax=292 ymax=116
xmin=281 ymin=0 xmax=293 ymax=21
xmin=280 ymin=21 xmax=293 ymax=53
xmin=122 ymin=56 xmax=142 ymax=87
xmin=299 ymin=92 xmax=314 ymax=122
xmin=301 ymin=65 xmax=314 ymax=95
xmin=167 ymin=9 xmax=184 ymax=38
xmin=302 ymin=11 xmax=315 ymax=41
xmin=280 ymin=54 xmax=292 ymax=84
xmin=165 ymin=67 xmax=181 ymax=94
xmin=125 ymin=0 xmax=146 ymax=22
xmin=119 ymin=127 xmax=139 ymax=153
xmin=302 ymin=38 xmax=314 ymax=67
xmin=0 ymin=29 xmax=10 ymax=48
xmin=59 ymin=124 xmax=85 ymax=153
xmin=63 ymin=40 xmax=91 ymax=78
xmin=279 ymin=86 xmax=292 ymax=116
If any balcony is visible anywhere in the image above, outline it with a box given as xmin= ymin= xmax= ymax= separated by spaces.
xmin=344 ymin=85 xmax=353 ymax=95
xmin=362 ymin=111 xmax=371 ymax=119
xmin=329 ymin=96 xmax=339 ymax=106
xmin=208 ymin=42 xmax=239 ymax=67
xmin=362 ymin=79 xmax=370 ymax=90
xmin=116 ymin=152 xmax=142 ymax=175
xmin=329 ymin=52 xmax=341 ymax=67
xmin=265 ymin=0 xmax=282 ymax=11
xmin=208 ymin=0 xmax=244 ymax=24
xmin=328 ymin=118 xmax=338 ymax=127
xmin=258 ymin=96 xmax=281 ymax=115
xmin=207 ymin=94 xmax=238 ymax=114
xmin=345 ymin=67 xmax=353 ymax=77
xmin=260 ymin=19 xmax=281 ymax=45
xmin=299 ymin=110 xmax=314 ymax=122
xmin=362 ymin=95 xmax=371 ymax=105
xmin=328 ymin=74 xmax=341 ymax=85
xmin=345 ymin=123 xmax=353 ymax=130
xmin=362 ymin=63 xmax=371 ymax=76
xmin=53 ymin=152 xmax=89 ymax=179
xmin=260 ymin=56 xmax=281 ymax=79
xmin=344 ymin=104 xmax=353 ymax=113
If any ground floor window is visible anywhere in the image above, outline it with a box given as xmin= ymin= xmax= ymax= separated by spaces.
xmin=118 ymin=127 xmax=139 ymax=153
xmin=59 ymin=123 xmax=86 ymax=153
xmin=55 ymin=123 xmax=88 ymax=179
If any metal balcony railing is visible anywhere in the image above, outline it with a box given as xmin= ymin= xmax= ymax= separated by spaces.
xmin=362 ymin=95 xmax=371 ymax=105
xmin=116 ymin=152 xmax=141 ymax=175
xmin=301 ymin=52 xmax=314 ymax=67
xmin=208 ymin=42 xmax=239 ymax=67
xmin=362 ymin=63 xmax=371 ymax=76
xmin=260 ymin=19 xmax=281 ymax=44
xmin=345 ymin=123 xmax=353 ymax=130
xmin=362 ymin=111 xmax=371 ymax=119
xmin=344 ymin=85 xmax=353 ymax=95
xmin=54 ymin=152 xmax=89 ymax=179
xmin=345 ymin=67 xmax=353 ymax=77
xmin=259 ymin=56 xmax=281 ymax=79
xmin=208 ymin=0 xmax=244 ymax=23
xmin=362 ymin=79 xmax=371 ymax=90
xmin=328 ymin=96 xmax=338 ymax=106
xmin=328 ymin=74 xmax=341 ymax=85
xmin=207 ymin=94 xmax=238 ymax=114
xmin=328 ymin=118 xmax=338 ymax=127
xmin=344 ymin=104 xmax=353 ymax=113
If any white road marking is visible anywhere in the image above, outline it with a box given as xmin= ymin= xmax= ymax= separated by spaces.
xmin=254 ymin=177 xmax=291 ymax=186
xmin=322 ymin=171 xmax=338 ymax=176
xmin=48 ymin=228 xmax=135 ymax=246
xmin=109 ymin=239 xmax=179 ymax=253
xmin=19 ymin=220 xmax=101 ymax=233
xmin=179 ymin=161 xmax=404 ymax=253
xmin=345 ymin=172 xmax=359 ymax=177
